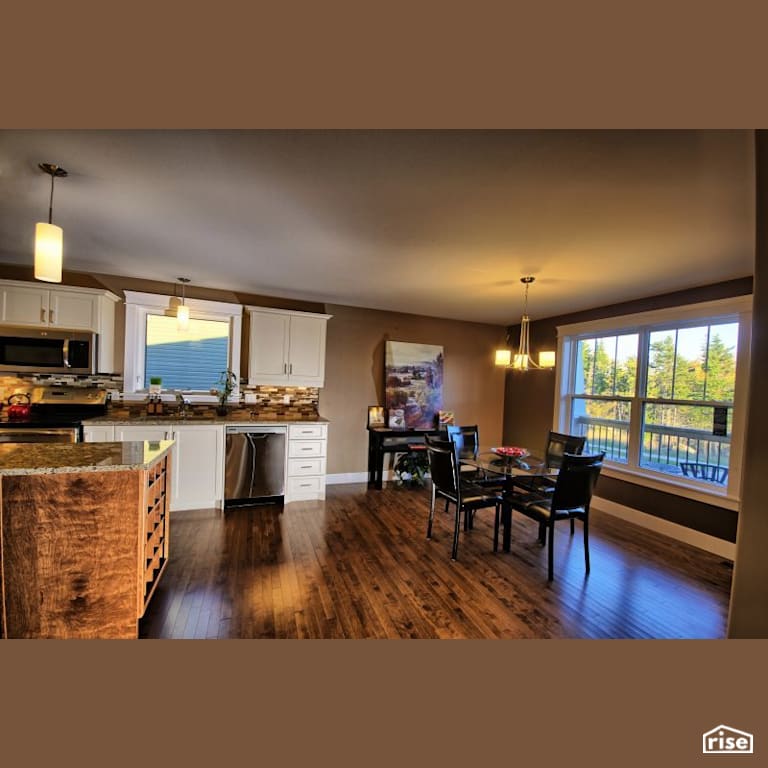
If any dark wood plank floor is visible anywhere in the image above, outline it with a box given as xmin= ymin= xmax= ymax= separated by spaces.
xmin=139 ymin=483 xmax=733 ymax=639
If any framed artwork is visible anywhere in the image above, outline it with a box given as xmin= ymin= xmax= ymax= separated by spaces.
xmin=438 ymin=410 xmax=455 ymax=426
xmin=388 ymin=408 xmax=406 ymax=428
xmin=367 ymin=405 xmax=385 ymax=427
xmin=385 ymin=341 xmax=444 ymax=429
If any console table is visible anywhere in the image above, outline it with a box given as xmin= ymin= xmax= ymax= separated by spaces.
xmin=367 ymin=426 xmax=442 ymax=489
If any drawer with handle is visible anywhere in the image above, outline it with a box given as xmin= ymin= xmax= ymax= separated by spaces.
xmin=288 ymin=439 xmax=325 ymax=458
xmin=288 ymin=457 xmax=326 ymax=476
xmin=287 ymin=475 xmax=323 ymax=496
xmin=288 ymin=424 xmax=326 ymax=440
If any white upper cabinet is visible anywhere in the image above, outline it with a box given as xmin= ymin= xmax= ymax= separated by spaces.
xmin=2 ymin=284 xmax=50 ymax=326
xmin=247 ymin=307 xmax=331 ymax=387
xmin=0 ymin=279 xmax=120 ymax=372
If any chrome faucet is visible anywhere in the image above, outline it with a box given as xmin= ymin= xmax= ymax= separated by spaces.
xmin=175 ymin=391 xmax=190 ymax=416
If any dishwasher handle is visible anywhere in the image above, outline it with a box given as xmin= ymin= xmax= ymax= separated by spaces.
xmin=225 ymin=425 xmax=287 ymax=435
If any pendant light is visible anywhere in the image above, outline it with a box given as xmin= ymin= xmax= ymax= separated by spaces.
xmin=164 ymin=277 xmax=191 ymax=330
xmin=34 ymin=163 xmax=68 ymax=283
xmin=176 ymin=278 xmax=190 ymax=330
xmin=495 ymin=276 xmax=556 ymax=370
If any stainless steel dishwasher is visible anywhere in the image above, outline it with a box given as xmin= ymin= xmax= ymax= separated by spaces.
xmin=224 ymin=425 xmax=286 ymax=506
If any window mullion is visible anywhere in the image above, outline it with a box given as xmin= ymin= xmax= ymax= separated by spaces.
xmin=627 ymin=328 xmax=649 ymax=470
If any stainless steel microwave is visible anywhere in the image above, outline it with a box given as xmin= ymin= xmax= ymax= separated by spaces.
xmin=0 ymin=327 xmax=97 ymax=374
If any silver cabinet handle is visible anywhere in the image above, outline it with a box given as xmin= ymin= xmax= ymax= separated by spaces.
xmin=301 ymin=447 xmax=313 ymax=451
xmin=49 ymin=308 xmax=54 ymax=324
xmin=41 ymin=307 xmax=46 ymax=323
xmin=289 ymin=363 xmax=293 ymax=374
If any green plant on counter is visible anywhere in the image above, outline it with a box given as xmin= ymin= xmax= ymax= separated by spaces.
xmin=210 ymin=369 xmax=238 ymax=411
xmin=393 ymin=449 xmax=430 ymax=488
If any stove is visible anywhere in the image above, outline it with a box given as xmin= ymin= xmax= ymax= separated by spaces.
xmin=0 ymin=386 xmax=108 ymax=443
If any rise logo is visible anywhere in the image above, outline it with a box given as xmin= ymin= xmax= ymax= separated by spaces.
xmin=702 ymin=725 xmax=754 ymax=755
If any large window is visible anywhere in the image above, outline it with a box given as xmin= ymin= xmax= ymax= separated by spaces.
xmin=556 ymin=297 xmax=751 ymax=504
xmin=123 ymin=291 xmax=242 ymax=395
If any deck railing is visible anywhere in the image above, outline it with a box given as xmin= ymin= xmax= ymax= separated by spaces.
xmin=573 ymin=415 xmax=730 ymax=481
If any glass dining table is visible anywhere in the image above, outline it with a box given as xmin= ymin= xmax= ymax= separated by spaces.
xmin=460 ymin=448 xmax=559 ymax=552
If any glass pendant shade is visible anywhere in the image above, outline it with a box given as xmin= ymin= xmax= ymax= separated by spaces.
xmin=176 ymin=303 xmax=190 ymax=330
xmin=495 ymin=349 xmax=512 ymax=366
xmin=538 ymin=350 xmax=556 ymax=368
xmin=34 ymin=222 xmax=63 ymax=283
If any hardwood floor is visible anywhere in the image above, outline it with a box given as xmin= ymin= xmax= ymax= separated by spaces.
xmin=139 ymin=483 xmax=733 ymax=639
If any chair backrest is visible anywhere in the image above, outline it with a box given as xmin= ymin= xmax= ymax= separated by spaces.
xmin=546 ymin=431 xmax=587 ymax=468
xmin=445 ymin=424 xmax=479 ymax=460
xmin=425 ymin=439 xmax=459 ymax=497
xmin=551 ymin=452 xmax=605 ymax=512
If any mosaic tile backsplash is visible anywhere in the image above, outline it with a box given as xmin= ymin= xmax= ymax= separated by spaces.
xmin=0 ymin=375 xmax=320 ymax=419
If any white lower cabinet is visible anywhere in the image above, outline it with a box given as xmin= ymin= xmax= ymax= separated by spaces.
xmin=83 ymin=425 xmax=115 ymax=442
xmin=83 ymin=420 xmax=326 ymax=507
xmin=115 ymin=425 xmax=172 ymax=442
xmin=169 ymin=424 xmax=224 ymax=511
xmin=285 ymin=423 xmax=327 ymax=502
xmin=83 ymin=422 xmax=224 ymax=511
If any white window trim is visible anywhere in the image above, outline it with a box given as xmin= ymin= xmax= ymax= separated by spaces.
xmin=123 ymin=290 xmax=243 ymax=398
xmin=553 ymin=295 xmax=752 ymax=510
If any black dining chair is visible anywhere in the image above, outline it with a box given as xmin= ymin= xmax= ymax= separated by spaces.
xmin=500 ymin=452 xmax=605 ymax=581
xmin=513 ymin=430 xmax=587 ymax=542
xmin=445 ymin=424 xmax=504 ymax=489
xmin=425 ymin=437 xmax=503 ymax=561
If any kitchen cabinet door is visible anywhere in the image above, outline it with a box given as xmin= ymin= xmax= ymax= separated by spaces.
xmin=286 ymin=314 xmax=327 ymax=386
xmin=48 ymin=289 xmax=97 ymax=330
xmin=169 ymin=424 xmax=224 ymax=511
xmin=83 ymin=425 xmax=115 ymax=442
xmin=115 ymin=425 xmax=171 ymax=442
xmin=248 ymin=310 xmax=291 ymax=384
xmin=1 ymin=284 xmax=49 ymax=326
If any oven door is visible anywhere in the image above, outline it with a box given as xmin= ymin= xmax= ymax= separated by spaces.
xmin=0 ymin=427 xmax=80 ymax=444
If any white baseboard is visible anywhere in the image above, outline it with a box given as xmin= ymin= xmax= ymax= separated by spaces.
xmin=326 ymin=471 xmax=372 ymax=485
xmin=592 ymin=495 xmax=736 ymax=561
xmin=326 ymin=470 xmax=399 ymax=485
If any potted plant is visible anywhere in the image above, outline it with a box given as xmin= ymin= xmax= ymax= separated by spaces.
xmin=149 ymin=376 xmax=162 ymax=395
xmin=211 ymin=369 xmax=237 ymax=416
xmin=393 ymin=448 xmax=430 ymax=488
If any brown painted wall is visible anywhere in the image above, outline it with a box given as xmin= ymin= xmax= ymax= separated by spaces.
xmin=319 ymin=304 xmax=508 ymax=474
xmin=728 ymin=131 xmax=768 ymax=637
xmin=502 ymin=276 xmax=753 ymax=542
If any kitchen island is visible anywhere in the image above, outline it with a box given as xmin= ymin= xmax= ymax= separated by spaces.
xmin=0 ymin=440 xmax=173 ymax=639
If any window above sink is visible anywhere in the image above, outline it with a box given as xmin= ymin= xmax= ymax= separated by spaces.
xmin=123 ymin=290 xmax=242 ymax=396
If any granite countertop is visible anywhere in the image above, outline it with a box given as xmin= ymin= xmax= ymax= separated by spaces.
xmin=0 ymin=440 xmax=174 ymax=475
xmin=84 ymin=414 xmax=330 ymax=426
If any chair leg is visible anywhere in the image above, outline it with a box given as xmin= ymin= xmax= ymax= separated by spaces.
xmin=570 ymin=518 xmax=575 ymax=536
xmin=538 ymin=522 xmax=546 ymax=546
xmin=547 ymin=521 xmax=555 ymax=581
xmin=427 ymin=485 xmax=436 ymax=539
xmin=451 ymin=503 xmax=462 ymax=561
xmin=583 ymin=515 xmax=590 ymax=574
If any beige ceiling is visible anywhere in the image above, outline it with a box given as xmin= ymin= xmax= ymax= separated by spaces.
xmin=0 ymin=130 xmax=755 ymax=325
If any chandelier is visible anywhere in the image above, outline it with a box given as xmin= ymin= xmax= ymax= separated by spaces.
xmin=495 ymin=276 xmax=556 ymax=370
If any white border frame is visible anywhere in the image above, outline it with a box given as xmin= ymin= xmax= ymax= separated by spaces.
xmin=123 ymin=290 xmax=243 ymax=398
xmin=553 ymin=295 xmax=752 ymax=509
